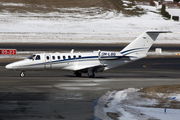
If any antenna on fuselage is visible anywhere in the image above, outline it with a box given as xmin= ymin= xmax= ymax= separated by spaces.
xmin=70 ymin=49 xmax=74 ymax=53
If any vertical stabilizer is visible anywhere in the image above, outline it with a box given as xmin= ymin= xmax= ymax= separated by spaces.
xmin=120 ymin=30 xmax=171 ymax=56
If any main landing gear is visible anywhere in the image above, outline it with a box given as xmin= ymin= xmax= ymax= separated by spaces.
xmin=87 ymin=69 xmax=95 ymax=78
xmin=20 ymin=71 xmax=25 ymax=77
xmin=87 ymin=72 xmax=95 ymax=78
xmin=74 ymin=72 xmax=82 ymax=77
xmin=74 ymin=71 xmax=95 ymax=78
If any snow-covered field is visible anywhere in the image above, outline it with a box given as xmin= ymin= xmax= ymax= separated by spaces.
xmin=94 ymin=88 xmax=180 ymax=120
xmin=0 ymin=2 xmax=179 ymax=44
xmin=166 ymin=9 xmax=180 ymax=16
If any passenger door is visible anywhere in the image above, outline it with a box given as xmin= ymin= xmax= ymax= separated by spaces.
xmin=45 ymin=55 xmax=51 ymax=69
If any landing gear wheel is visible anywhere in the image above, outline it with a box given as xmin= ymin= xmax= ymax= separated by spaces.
xmin=74 ymin=72 xmax=82 ymax=77
xmin=20 ymin=71 xmax=25 ymax=77
xmin=88 ymin=72 xmax=95 ymax=78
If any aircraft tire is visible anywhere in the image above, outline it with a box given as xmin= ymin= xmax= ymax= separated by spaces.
xmin=20 ymin=71 xmax=25 ymax=77
xmin=75 ymin=72 xmax=82 ymax=77
xmin=88 ymin=73 xmax=95 ymax=78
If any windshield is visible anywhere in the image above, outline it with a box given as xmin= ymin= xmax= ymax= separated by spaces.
xmin=27 ymin=54 xmax=36 ymax=60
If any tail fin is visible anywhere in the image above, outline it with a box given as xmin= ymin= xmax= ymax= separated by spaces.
xmin=120 ymin=30 xmax=171 ymax=56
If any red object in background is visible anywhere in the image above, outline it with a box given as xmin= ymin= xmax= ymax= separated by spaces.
xmin=0 ymin=49 xmax=16 ymax=55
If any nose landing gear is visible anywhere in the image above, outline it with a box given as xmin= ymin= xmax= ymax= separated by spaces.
xmin=20 ymin=71 xmax=25 ymax=77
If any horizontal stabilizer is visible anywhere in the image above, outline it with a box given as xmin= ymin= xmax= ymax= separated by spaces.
xmin=146 ymin=31 xmax=172 ymax=33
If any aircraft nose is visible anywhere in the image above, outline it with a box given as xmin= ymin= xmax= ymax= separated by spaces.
xmin=5 ymin=64 xmax=13 ymax=69
xmin=5 ymin=63 xmax=18 ymax=70
xmin=6 ymin=60 xmax=26 ymax=70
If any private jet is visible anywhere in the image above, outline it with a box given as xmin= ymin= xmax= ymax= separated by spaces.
xmin=5 ymin=30 xmax=171 ymax=77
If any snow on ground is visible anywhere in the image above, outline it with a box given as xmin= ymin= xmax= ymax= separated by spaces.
xmin=0 ymin=2 xmax=25 ymax=7
xmin=166 ymin=9 xmax=180 ymax=16
xmin=132 ymin=107 xmax=180 ymax=120
xmin=94 ymin=88 xmax=180 ymax=120
xmin=0 ymin=3 xmax=179 ymax=44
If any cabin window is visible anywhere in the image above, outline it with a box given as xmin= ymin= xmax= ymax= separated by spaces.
xmin=35 ymin=55 xmax=41 ymax=60
xmin=68 ymin=56 xmax=71 ymax=59
xmin=73 ymin=55 xmax=76 ymax=59
xmin=46 ymin=56 xmax=49 ymax=60
xmin=63 ymin=56 xmax=66 ymax=60
xmin=52 ymin=56 xmax=55 ymax=60
xmin=58 ymin=56 xmax=60 ymax=59
xmin=79 ymin=55 xmax=81 ymax=59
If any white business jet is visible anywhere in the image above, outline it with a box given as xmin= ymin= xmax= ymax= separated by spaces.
xmin=6 ymin=30 xmax=171 ymax=77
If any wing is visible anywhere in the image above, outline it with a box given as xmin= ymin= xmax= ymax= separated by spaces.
xmin=75 ymin=64 xmax=107 ymax=73
xmin=99 ymin=56 xmax=130 ymax=60
xmin=62 ymin=54 xmax=130 ymax=72
xmin=74 ymin=56 xmax=131 ymax=73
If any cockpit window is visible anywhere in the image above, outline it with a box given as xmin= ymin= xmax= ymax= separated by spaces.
xmin=27 ymin=54 xmax=36 ymax=60
xmin=36 ymin=55 xmax=41 ymax=60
